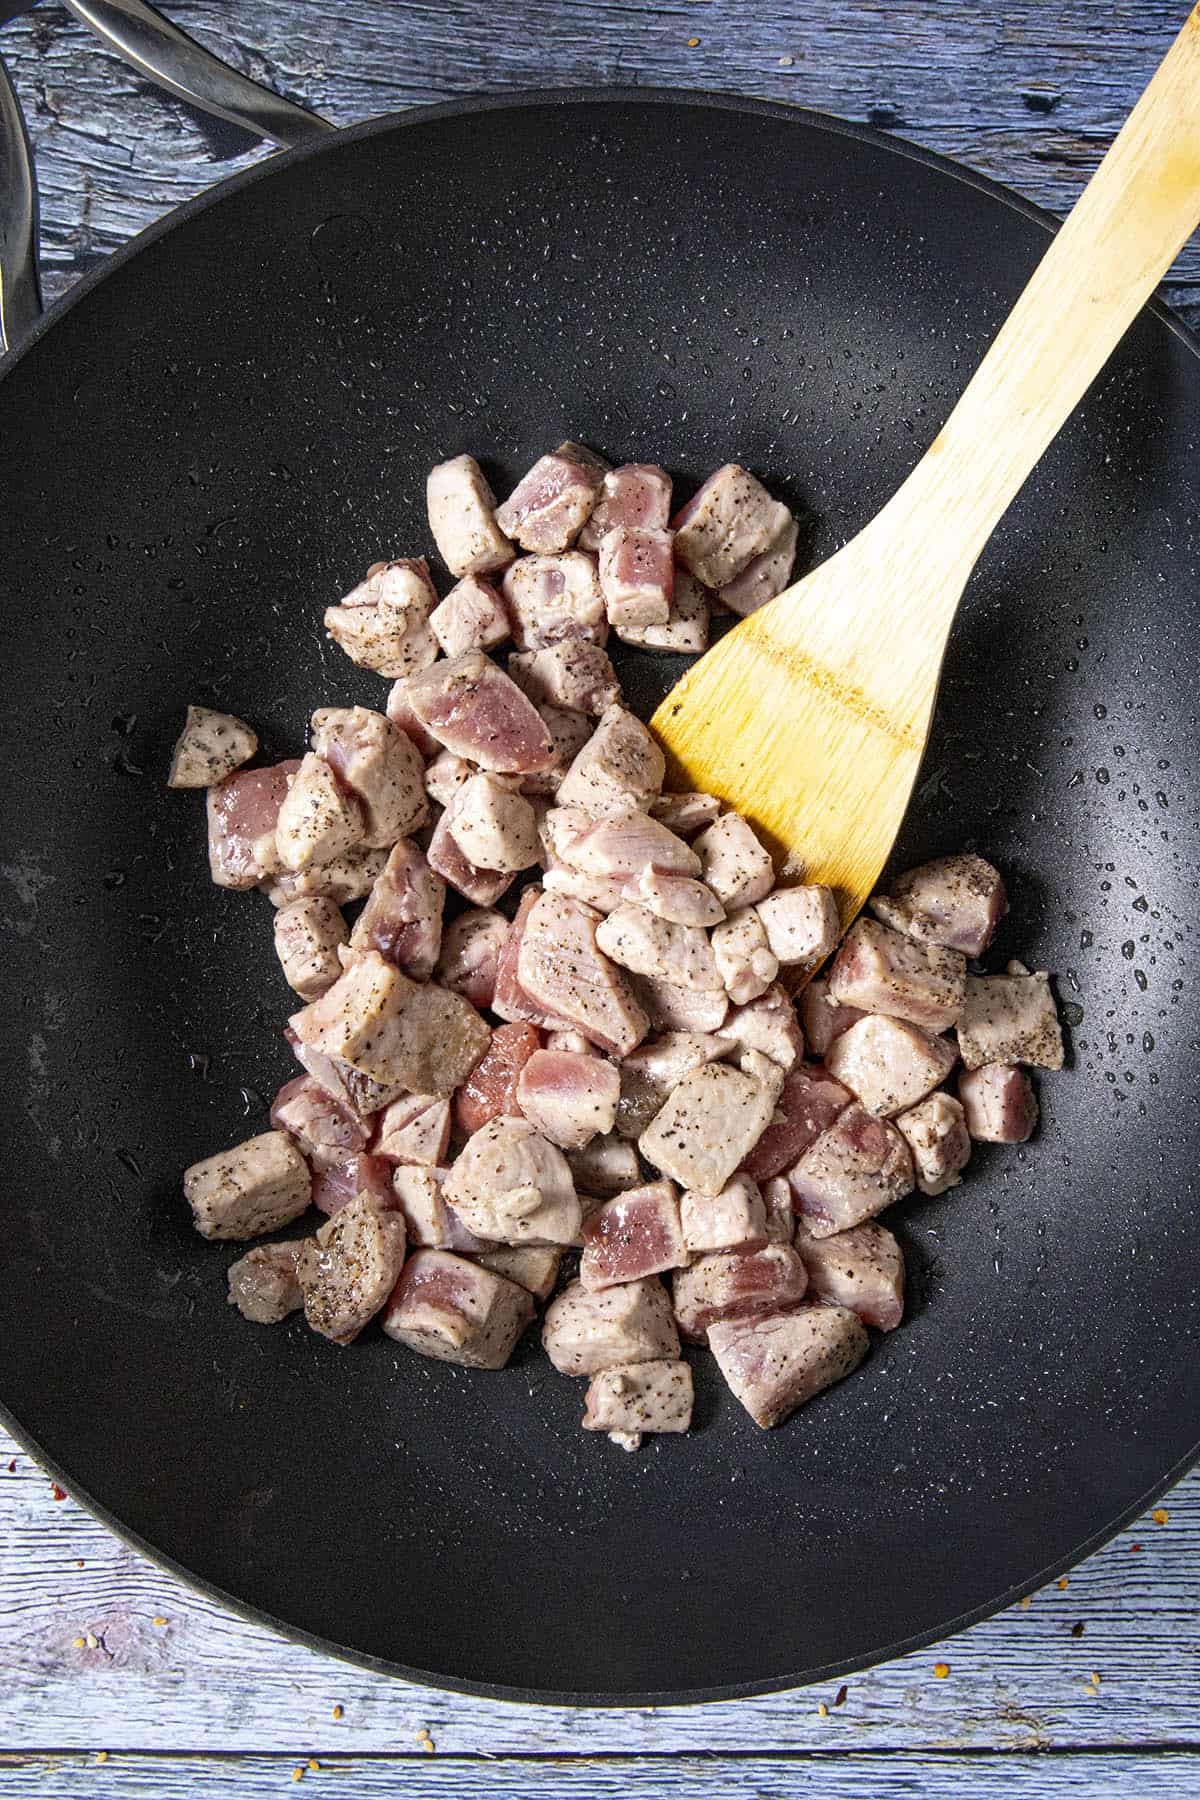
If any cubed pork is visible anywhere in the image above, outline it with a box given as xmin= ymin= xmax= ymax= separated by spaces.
xmin=615 ymin=569 xmax=710 ymax=653
xmin=798 ymin=974 xmax=864 ymax=1058
xmin=502 ymin=551 xmax=608 ymax=648
xmin=285 ymin=1029 xmax=408 ymax=1118
xmin=516 ymin=1049 xmax=620 ymax=1149
xmin=712 ymin=907 xmax=779 ymax=1005
xmin=508 ymin=640 xmax=621 ymax=714
xmin=325 ymin=558 xmax=439 ymax=678
xmin=556 ymin=705 xmax=665 ymax=815
xmin=680 ymin=1174 xmax=767 ymax=1254
xmin=825 ymin=1014 xmax=957 ymax=1118
xmin=226 ymin=1241 xmax=303 ymax=1324
xmin=437 ymin=907 xmax=510 ymax=1011
xmin=429 ymin=574 xmax=511 ymax=657
xmin=207 ymin=760 xmax=300 ymax=889
xmin=273 ymin=896 xmax=348 ymax=1000
xmin=616 ymin=1031 xmax=727 ymax=1140
xmin=443 ymin=1116 xmax=581 ymax=1246
xmin=382 ymin=1249 xmax=534 ymax=1368
xmin=310 ymin=706 xmax=427 ymax=847
xmin=672 ymin=464 xmax=792 ymax=590
xmin=544 ymin=805 xmax=700 ymax=884
xmin=405 ymin=651 xmax=556 ymax=773
xmin=290 ymin=948 xmax=490 ymax=1097
xmin=545 ymin=1029 xmax=596 ymax=1055
xmin=516 ymin=890 xmax=649 ymax=1056
xmin=426 ymin=454 xmax=516 ymax=577
xmin=579 ymin=463 xmax=673 ymax=549
xmin=448 ymin=774 xmax=539 ymax=873
xmin=958 ymin=1063 xmax=1039 ymax=1143
xmin=184 ymin=1131 xmax=311 ymax=1241
xmin=718 ymin=514 xmax=799 ymax=617
xmin=740 ymin=1062 xmax=853 ymax=1182
xmin=672 ymin=1244 xmax=809 ymax=1343
xmin=793 ymin=1217 xmax=905 ymax=1330
xmin=455 ymin=1021 xmax=541 ymax=1136
xmin=715 ymin=985 xmax=805 ymax=1071
xmin=386 ymin=676 xmax=442 ymax=756
xmin=427 ymin=808 xmax=514 ymax=907
xmin=520 ymin=705 xmax=596 ymax=799
xmin=425 ymin=749 xmax=473 ymax=810
xmin=310 ymin=1151 xmax=395 ymax=1218
xmin=634 ymin=868 xmax=724 ymax=928
xmin=598 ymin=525 xmax=673 ymax=629
xmin=761 ymin=1176 xmax=795 ymax=1243
xmin=895 ymin=1091 xmax=972 ymax=1195
xmin=566 ymin=1132 xmax=642 ymax=1197
xmin=649 ymin=791 xmax=722 ymax=837
xmin=168 ymin=705 xmax=257 ymax=788
xmin=263 ymin=846 xmax=388 ymax=909
xmin=495 ymin=442 xmax=607 ymax=552
xmin=476 ymin=1245 xmax=562 ymax=1301
xmin=789 ymin=1106 xmax=915 ymax=1237
xmin=640 ymin=1061 xmax=778 ymax=1196
xmin=694 ymin=814 xmax=774 ymax=910
xmin=708 ymin=1305 xmax=868 ymax=1428
xmin=297 ymin=1192 xmax=406 ymax=1345
xmin=955 ymin=973 xmax=1064 ymax=1071
xmin=350 ymin=838 xmax=446 ymax=979
xmin=871 ymin=853 xmax=1008 ymax=956
xmin=274 ymin=752 xmax=365 ymax=873
xmin=490 ymin=887 xmax=571 ymax=1030
xmin=271 ymin=1073 xmax=368 ymax=1170
xmin=583 ymin=1360 xmax=693 ymax=1446
xmin=596 ymin=902 xmax=722 ymax=992
xmin=543 ymin=1276 xmax=679 ymax=1376
xmin=372 ymin=1094 xmax=452 ymax=1167
xmin=755 ymin=885 xmax=840 ymax=968
xmin=634 ymin=975 xmax=730 ymax=1035
xmin=391 ymin=1165 xmax=495 ymax=1255
xmin=828 ymin=917 xmax=966 ymax=1032
xmin=580 ymin=1181 xmax=686 ymax=1291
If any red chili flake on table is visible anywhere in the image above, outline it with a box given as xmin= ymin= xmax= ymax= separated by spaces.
xmin=50 ymin=1484 xmax=67 ymax=1501
xmin=833 ymin=1684 xmax=849 ymax=1707
xmin=1071 ymin=1621 xmax=1085 ymax=1637
xmin=6 ymin=1460 xmax=15 ymax=1474
xmin=1131 ymin=1542 xmax=1143 ymax=1552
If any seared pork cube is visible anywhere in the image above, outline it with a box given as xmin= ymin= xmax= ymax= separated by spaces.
xmin=275 ymin=753 xmax=365 ymax=874
xmin=718 ymin=514 xmax=798 ymax=617
xmin=741 ymin=1062 xmax=852 ymax=1181
xmin=406 ymin=651 xmax=556 ymax=774
xmin=274 ymin=896 xmax=348 ymax=1000
xmin=616 ymin=568 xmax=710 ymax=653
xmin=264 ymin=846 xmax=388 ymax=909
xmin=495 ymin=442 xmax=607 ymax=552
xmin=385 ymin=676 xmax=442 ymax=756
xmin=958 ymin=1063 xmax=1039 ymax=1142
xmin=828 ymin=917 xmax=966 ymax=1032
xmin=715 ymin=984 xmax=805 ymax=1072
xmin=509 ymin=640 xmax=621 ymax=714
xmin=793 ymin=1217 xmax=905 ymax=1330
xmin=430 ymin=574 xmax=511 ymax=658
xmin=207 ymin=760 xmax=300 ymax=889
xmin=543 ymin=1276 xmax=679 ymax=1375
xmin=425 ymin=748 xmax=473 ymax=810
xmin=490 ymin=886 xmax=571 ymax=1029
xmin=502 ymin=551 xmax=607 ymax=648
xmin=310 ymin=706 xmax=426 ymax=847
xmin=285 ymin=1029 xmax=409 ymax=1118
xmin=761 ymin=1176 xmax=795 ymax=1243
xmin=427 ymin=809 xmax=514 ymax=907
xmin=673 ymin=464 xmax=792 ymax=589
xmin=517 ymin=1049 xmax=620 ymax=1149
xmin=373 ymin=1094 xmax=452 ymax=1168
xmin=391 ymin=1165 xmax=494 ymax=1254
xmin=448 ymin=774 xmax=539 ymax=873
xmin=616 ymin=1030 xmax=727 ymax=1140
xmin=799 ymin=974 xmax=864 ymax=1058
xmin=168 ymin=705 xmax=257 ymax=788
xmin=310 ymin=1151 xmax=395 ymax=1218
xmin=350 ymin=838 xmax=446 ymax=979
xmin=516 ymin=889 xmax=649 ymax=1056
xmin=557 ymin=705 xmax=665 ymax=815
xmin=271 ymin=1073 xmax=368 ymax=1170
xmin=290 ymin=948 xmax=489 ymax=1096
xmin=712 ymin=907 xmax=779 ymax=1006
xmin=640 ymin=1061 xmax=778 ymax=1196
xmin=185 ymin=1131 xmax=311 ymax=1241
xmin=443 ymin=1116 xmax=581 ymax=1246
xmin=871 ymin=853 xmax=1007 ymax=956
xmin=680 ymin=1173 xmax=767 ymax=1254
xmin=649 ymin=791 xmax=723 ymax=838
xmin=956 ymin=973 xmax=1064 ymax=1071
xmin=635 ymin=868 xmax=724 ymax=928
xmin=596 ymin=902 xmax=722 ymax=993
xmin=755 ymin=885 xmax=839 ymax=969
xmin=437 ymin=907 xmax=510 ymax=1011
xmin=694 ymin=814 xmax=774 ymax=910
xmin=895 ymin=1091 xmax=972 ymax=1195
xmin=545 ymin=1029 xmax=596 ymax=1055
xmin=426 ymin=453 xmax=515 ymax=577
xmin=583 ymin=1359 xmax=693 ymax=1446
xmin=521 ymin=704 xmax=597 ymax=800
xmin=635 ymin=975 xmax=730 ymax=1035
xmin=226 ymin=1242 xmax=303 ymax=1324
xmin=567 ymin=1131 xmax=642 ymax=1197
xmin=598 ymin=525 xmax=673 ymax=629
xmin=825 ymin=1014 xmax=957 ymax=1118
xmin=325 ymin=558 xmax=438 ymax=678
xmin=789 ymin=1106 xmax=914 ymax=1237
xmin=382 ymin=1248 xmax=534 ymax=1368
xmin=454 ymin=1021 xmax=541 ymax=1136
xmin=477 ymin=1244 xmax=562 ymax=1301
xmin=297 ymin=1192 xmax=406 ymax=1345
xmin=580 ymin=1181 xmax=686 ymax=1291
xmin=672 ymin=1244 xmax=809 ymax=1343
xmin=544 ymin=803 xmax=700 ymax=883
xmin=709 ymin=1304 xmax=868 ymax=1428
xmin=579 ymin=462 xmax=673 ymax=549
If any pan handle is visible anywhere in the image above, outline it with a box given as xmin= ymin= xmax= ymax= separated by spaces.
xmin=0 ymin=0 xmax=334 ymax=356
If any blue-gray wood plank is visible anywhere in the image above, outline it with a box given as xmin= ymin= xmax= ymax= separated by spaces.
xmin=1 ymin=2 xmax=1197 ymax=1795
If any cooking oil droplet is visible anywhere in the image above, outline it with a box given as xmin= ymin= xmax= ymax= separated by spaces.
xmin=187 ymin=1051 xmax=210 ymax=1079
xmin=1121 ymin=941 xmax=1135 ymax=959
xmin=1134 ymin=969 xmax=1148 ymax=992
xmin=1080 ymin=929 xmax=1093 ymax=949
xmin=1143 ymin=1032 xmax=1155 ymax=1053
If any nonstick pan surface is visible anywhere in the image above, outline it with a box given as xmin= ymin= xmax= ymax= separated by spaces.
xmin=0 ymin=92 xmax=1197 ymax=1703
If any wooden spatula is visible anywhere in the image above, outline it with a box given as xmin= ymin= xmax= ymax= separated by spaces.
xmin=653 ymin=6 xmax=1200 ymax=934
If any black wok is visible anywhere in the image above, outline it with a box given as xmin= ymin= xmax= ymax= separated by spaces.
xmin=0 ymin=69 xmax=1197 ymax=1704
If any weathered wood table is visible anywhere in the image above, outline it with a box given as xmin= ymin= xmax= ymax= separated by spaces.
xmin=1 ymin=3 xmax=1196 ymax=1795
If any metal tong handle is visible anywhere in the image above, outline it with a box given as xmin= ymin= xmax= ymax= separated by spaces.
xmin=0 ymin=0 xmax=333 ymax=355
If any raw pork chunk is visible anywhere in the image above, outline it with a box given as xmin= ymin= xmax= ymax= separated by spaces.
xmin=271 ymin=1073 xmax=368 ymax=1170
xmin=502 ymin=552 xmax=608 ymax=648
xmin=310 ymin=705 xmax=426 ymax=847
xmin=755 ymin=884 xmax=839 ymax=968
xmin=955 ymin=973 xmax=1064 ymax=1070
xmin=788 ymin=1106 xmax=914 ymax=1237
xmin=543 ymin=1277 xmax=679 ymax=1376
xmin=324 ymin=559 xmax=438 ymax=678
xmin=672 ymin=1244 xmax=809 ymax=1343
xmin=871 ymin=853 xmax=1007 ymax=956
xmin=640 ymin=1061 xmax=778 ymax=1196
xmin=741 ymin=1063 xmax=852 ymax=1182
xmin=828 ymin=917 xmax=966 ymax=1031
xmin=350 ymin=838 xmax=446 ymax=978
xmin=169 ymin=706 xmax=257 ymax=788
xmin=825 ymin=1014 xmax=957 ymax=1117
xmin=443 ymin=1116 xmax=581 ymax=1246
xmin=709 ymin=1305 xmax=868 ymax=1428
xmin=426 ymin=454 xmax=516 ymax=576
xmin=207 ymin=760 xmax=300 ymax=889
xmin=793 ymin=1218 xmax=905 ymax=1330
xmin=580 ymin=1181 xmax=687 ymax=1291
xmin=226 ymin=1243 xmax=303 ymax=1324
xmin=516 ymin=1049 xmax=620 ymax=1148
xmin=455 ymin=1021 xmax=541 ymax=1136
xmin=556 ymin=705 xmax=665 ymax=815
xmin=437 ymin=908 xmax=511 ymax=1011
xmin=404 ymin=651 xmax=555 ymax=773
xmin=680 ymin=1174 xmax=768 ymax=1254
xmin=297 ymin=1193 xmax=406 ymax=1344
xmin=579 ymin=463 xmax=672 ymax=548
xmin=496 ymin=442 xmax=607 ymax=552
xmin=508 ymin=640 xmax=621 ymax=714
xmin=185 ymin=1131 xmax=311 ymax=1241
xmin=673 ymin=464 xmax=793 ymax=589
xmin=382 ymin=1249 xmax=534 ymax=1368
xmin=290 ymin=948 xmax=489 ymax=1096
xmin=274 ymin=896 xmax=348 ymax=999
xmin=583 ymin=1360 xmax=694 ymax=1443
xmin=694 ymin=813 xmax=774 ymax=909
xmin=598 ymin=526 xmax=674 ymax=629
xmin=959 ymin=1063 xmax=1039 ymax=1142
xmin=895 ymin=1091 xmax=972 ymax=1194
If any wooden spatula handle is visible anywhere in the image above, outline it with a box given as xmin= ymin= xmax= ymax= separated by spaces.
xmin=902 ymin=4 xmax=1200 ymax=580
